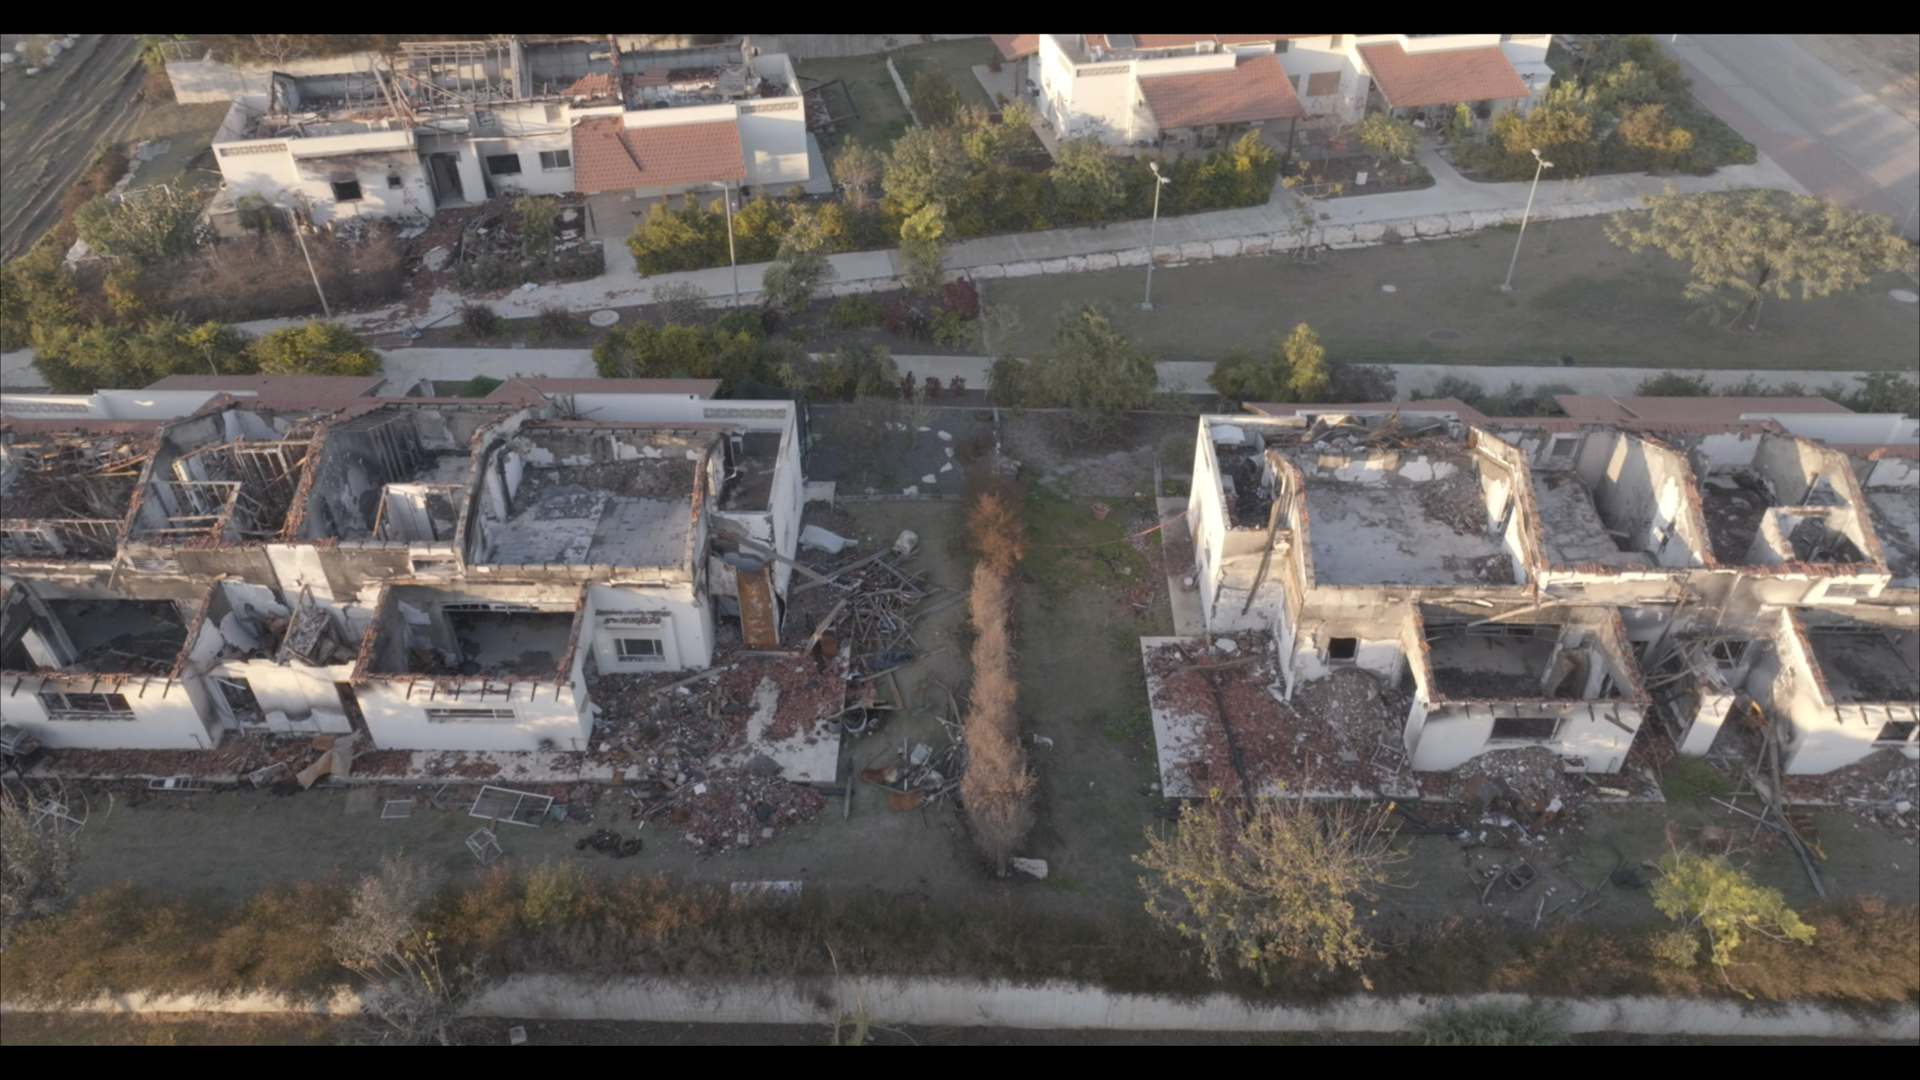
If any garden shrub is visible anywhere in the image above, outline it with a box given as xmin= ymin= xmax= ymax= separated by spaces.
xmin=828 ymin=294 xmax=884 ymax=330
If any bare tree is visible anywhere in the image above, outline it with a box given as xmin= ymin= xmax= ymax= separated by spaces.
xmin=248 ymin=34 xmax=309 ymax=67
xmin=329 ymin=856 xmax=486 ymax=1045
xmin=1135 ymin=796 xmax=1406 ymax=987
xmin=0 ymin=785 xmax=78 ymax=947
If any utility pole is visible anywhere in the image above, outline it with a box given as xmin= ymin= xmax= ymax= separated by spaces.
xmin=1499 ymin=148 xmax=1552 ymax=293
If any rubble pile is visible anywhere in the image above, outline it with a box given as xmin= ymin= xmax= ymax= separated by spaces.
xmin=44 ymin=733 xmax=297 ymax=779
xmin=1783 ymin=748 xmax=1919 ymax=840
xmin=1145 ymin=636 xmax=1414 ymax=798
xmin=674 ymin=767 xmax=827 ymax=851
xmin=1417 ymin=465 xmax=1495 ymax=536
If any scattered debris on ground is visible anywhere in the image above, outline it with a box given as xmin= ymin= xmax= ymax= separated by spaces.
xmin=1144 ymin=635 xmax=1416 ymax=799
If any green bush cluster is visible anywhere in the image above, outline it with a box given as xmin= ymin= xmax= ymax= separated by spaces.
xmin=1459 ymin=35 xmax=1757 ymax=179
xmin=628 ymin=106 xmax=1281 ymax=275
xmin=592 ymin=317 xmax=893 ymax=402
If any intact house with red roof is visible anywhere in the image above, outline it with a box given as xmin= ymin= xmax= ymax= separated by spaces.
xmin=997 ymin=34 xmax=1550 ymax=148
xmin=205 ymin=38 xmax=809 ymax=229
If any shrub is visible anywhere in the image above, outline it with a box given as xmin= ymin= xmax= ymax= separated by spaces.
xmin=1413 ymin=1003 xmax=1569 ymax=1046
xmin=653 ymin=280 xmax=710 ymax=325
xmin=459 ymin=375 xmax=504 ymax=398
xmin=1661 ymin=756 xmax=1734 ymax=803
xmin=882 ymin=296 xmax=929 ymax=340
xmin=714 ymin=307 xmax=766 ymax=340
xmin=250 ymin=322 xmax=381 ymax=377
xmin=828 ymin=294 xmax=884 ymax=329
xmin=627 ymin=199 xmax=728 ymax=274
xmin=958 ymin=476 xmax=1034 ymax=872
xmin=531 ymin=304 xmax=582 ymax=341
xmin=930 ymin=309 xmax=968 ymax=345
xmin=459 ymin=302 xmax=503 ymax=340
xmin=906 ymin=69 xmax=962 ymax=127
xmin=941 ymin=278 xmax=981 ymax=319
xmin=1635 ymin=371 xmax=1713 ymax=396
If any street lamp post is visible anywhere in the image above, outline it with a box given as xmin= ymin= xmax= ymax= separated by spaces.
xmin=276 ymin=203 xmax=331 ymax=318
xmin=1499 ymin=148 xmax=1553 ymax=293
xmin=715 ymin=180 xmax=740 ymax=307
xmin=1141 ymin=161 xmax=1172 ymax=311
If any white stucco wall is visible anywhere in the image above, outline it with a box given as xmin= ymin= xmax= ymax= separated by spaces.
xmin=356 ymin=676 xmax=589 ymax=752
xmin=8 ymin=676 xmax=221 ymax=751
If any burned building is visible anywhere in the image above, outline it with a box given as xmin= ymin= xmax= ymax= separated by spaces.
xmin=0 ymin=379 xmax=806 ymax=756
xmin=1167 ymin=407 xmax=1911 ymax=787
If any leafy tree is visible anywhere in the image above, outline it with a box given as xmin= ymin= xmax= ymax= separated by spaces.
xmin=759 ymin=206 xmax=837 ymax=313
xmin=73 ymin=186 xmax=209 ymax=266
xmin=1651 ymin=849 xmax=1814 ymax=976
xmin=651 ymin=280 xmax=710 ymax=326
xmin=250 ymin=322 xmax=382 ymax=377
xmin=728 ymin=195 xmax=792 ymax=262
xmin=882 ymin=128 xmax=970 ymax=214
xmin=830 ymin=142 xmax=883 ymax=212
xmin=899 ymin=202 xmax=949 ymax=296
xmin=1480 ymin=103 xmax=1597 ymax=179
xmin=513 ymin=194 xmax=558 ymax=263
xmin=1025 ymin=303 xmax=1158 ymax=434
xmin=1837 ymin=372 xmax=1920 ymax=418
xmin=627 ymin=198 xmax=727 ymax=274
xmin=1206 ymin=323 xmax=1330 ymax=405
xmin=174 ymin=319 xmax=256 ymax=376
xmin=1050 ymin=136 xmax=1125 ymax=221
xmin=1608 ymin=188 xmax=1912 ymax=330
xmin=1356 ymin=114 xmax=1417 ymax=166
xmin=0 ymin=246 xmax=81 ymax=351
xmin=1604 ymin=103 xmax=1695 ymax=172
xmin=906 ymin=69 xmax=962 ymax=127
xmin=1135 ymin=795 xmax=1404 ymax=987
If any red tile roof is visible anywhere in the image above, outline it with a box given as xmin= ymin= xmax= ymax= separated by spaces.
xmin=989 ymin=34 xmax=1040 ymax=60
xmin=1555 ymin=394 xmax=1852 ymax=423
xmin=1358 ymin=42 xmax=1530 ymax=108
xmin=1138 ymin=53 xmax=1305 ymax=130
xmin=563 ymin=71 xmax=619 ymax=99
xmin=570 ymin=116 xmax=745 ymax=194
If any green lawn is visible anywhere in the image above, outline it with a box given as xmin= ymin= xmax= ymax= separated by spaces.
xmin=798 ymin=39 xmax=1002 ymax=156
xmin=982 ymin=216 xmax=1920 ymax=371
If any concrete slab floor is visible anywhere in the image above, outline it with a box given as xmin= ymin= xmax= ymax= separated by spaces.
xmin=452 ymin=612 xmax=573 ymax=676
xmin=1305 ymin=485 xmax=1509 ymax=586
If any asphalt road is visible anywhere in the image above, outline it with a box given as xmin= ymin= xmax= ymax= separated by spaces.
xmin=1667 ymin=34 xmax=1920 ymax=236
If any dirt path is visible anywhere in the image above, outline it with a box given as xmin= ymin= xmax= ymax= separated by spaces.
xmin=0 ymin=34 xmax=149 ymax=259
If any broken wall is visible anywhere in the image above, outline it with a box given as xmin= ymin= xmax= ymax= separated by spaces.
xmin=1580 ymin=432 xmax=1710 ymax=569
xmin=1402 ymin=606 xmax=1646 ymax=773
xmin=585 ymin=582 xmax=712 ymax=675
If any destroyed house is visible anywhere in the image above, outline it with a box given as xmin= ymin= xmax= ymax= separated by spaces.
xmin=1190 ymin=412 xmax=1544 ymax=694
xmin=463 ymin=408 xmax=801 ymax=668
xmin=282 ymin=402 xmax=515 ymax=587
xmin=1857 ymin=453 xmax=1918 ymax=605
xmin=116 ymin=404 xmax=331 ymax=582
xmin=1507 ymin=425 xmax=1715 ymax=581
xmin=0 ymin=426 xmax=154 ymax=565
xmin=350 ymin=582 xmax=590 ymax=752
xmin=0 ymin=581 xmax=221 ymax=750
xmin=1403 ymin=602 xmax=1649 ymax=773
xmin=1737 ymin=608 xmax=1920 ymax=774
xmin=205 ymin=38 xmax=808 ymax=228
xmin=1689 ymin=431 xmax=1891 ymax=604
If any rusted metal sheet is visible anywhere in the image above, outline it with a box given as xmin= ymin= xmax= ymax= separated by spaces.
xmin=738 ymin=564 xmax=778 ymax=647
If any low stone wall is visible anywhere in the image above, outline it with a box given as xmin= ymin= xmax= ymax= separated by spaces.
xmin=818 ymin=198 xmax=1643 ymax=299
xmin=8 ymin=976 xmax=1916 ymax=1039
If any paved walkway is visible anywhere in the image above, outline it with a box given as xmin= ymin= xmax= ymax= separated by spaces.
xmin=225 ymin=136 xmax=1805 ymax=345
xmin=1665 ymin=35 xmax=1919 ymax=238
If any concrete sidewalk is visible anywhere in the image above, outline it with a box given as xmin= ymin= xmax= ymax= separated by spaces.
xmin=231 ymin=139 xmax=1804 ymax=344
